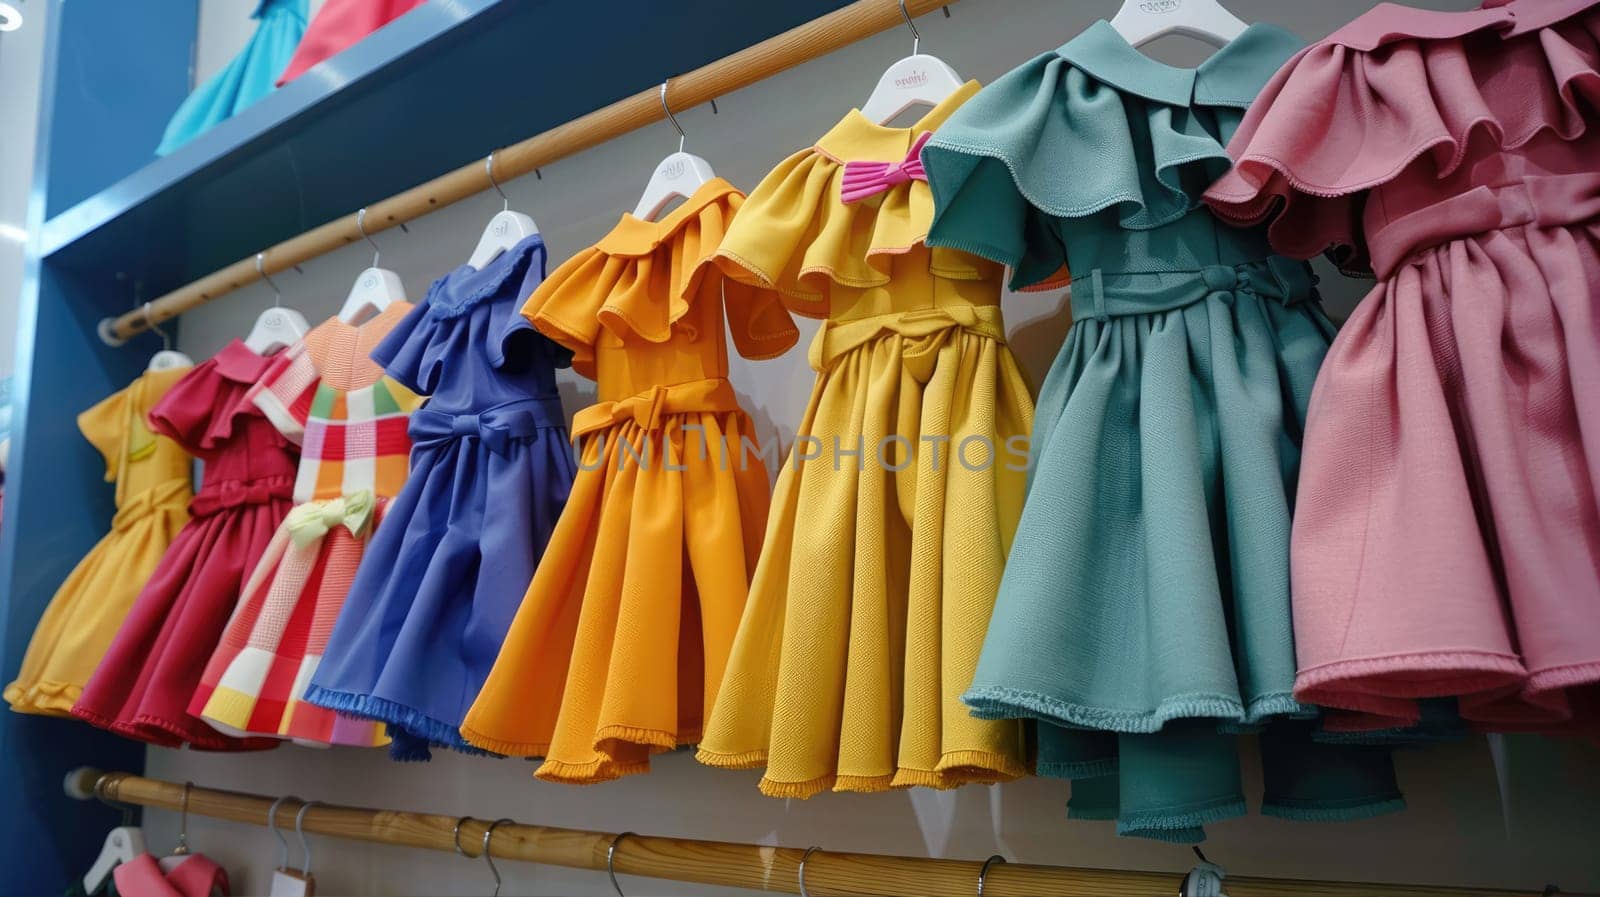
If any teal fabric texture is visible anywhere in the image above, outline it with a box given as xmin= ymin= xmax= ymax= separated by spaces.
xmin=923 ymin=20 xmax=1403 ymax=841
xmin=156 ymin=0 xmax=309 ymax=156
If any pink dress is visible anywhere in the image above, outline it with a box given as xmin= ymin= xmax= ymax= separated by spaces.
xmin=1206 ymin=0 xmax=1600 ymax=734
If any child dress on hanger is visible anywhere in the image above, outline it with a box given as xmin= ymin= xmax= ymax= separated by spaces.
xmin=460 ymin=181 xmax=794 ymax=781
xmin=920 ymin=21 xmax=1404 ymax=840
xmin=190 ymin=304 xmax=419 ymax=748
xmin=305 ymin=235 xmax=575 ymax=761
xmin=694 ymin=85 xmax=1036 ymax=797
xmin=5 ymin=367 xmax=193 ymax=716
xmin=73 ymin=340 xmax=298 ymax=750
xmin=1205 ymin=0 xmax=1600 ymax=734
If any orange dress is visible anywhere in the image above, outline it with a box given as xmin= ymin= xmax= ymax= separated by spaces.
xmin=460 ymin=179 xmax=798 ymax=782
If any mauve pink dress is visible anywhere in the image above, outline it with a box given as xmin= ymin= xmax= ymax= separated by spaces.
xmin=1205 ymin=0 xmax=1600 ymax=735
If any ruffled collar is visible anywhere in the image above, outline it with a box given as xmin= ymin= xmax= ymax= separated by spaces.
xmin=816 ymin=80 xmax=983 ymax=162
xmin=1327 ymin=0 xmax=1596 ymax=49
xmin=1059 ymin=20 xmax=1304 ymax=108
xmin=429 ymin=233 xmax=546 ymax=318
xmin=211 ymin=339 xmax=274 ymax=384
xmin=597 ymin=178 xmax=741 ymax=256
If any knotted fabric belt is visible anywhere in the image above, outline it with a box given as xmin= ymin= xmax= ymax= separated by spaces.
xmin=808 ymin=303 xmax=1007 ymax=382
xmin=111 ymin=479 xmax=192 ymax=532
xmin=1070 ymin=255 xmax=1315 ymax=322
xmin=189 ymin=477 xmax=294 ymax=519
xmin=285 ymin=489 xmax=377 ymax=549
xmin=410 ymin=396 xmax=566 ymax=457
xmin=571 ymin=377 xmax=743 ymax=442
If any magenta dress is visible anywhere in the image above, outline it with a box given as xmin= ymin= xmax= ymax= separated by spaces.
xmin=1206 ymin=0 xmax=1600 ymax=734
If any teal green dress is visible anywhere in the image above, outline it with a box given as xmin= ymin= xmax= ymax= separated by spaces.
xmin=156 ymin=0 xmax=308 ymax=156
xmin=923 ymin=21 xmax=1404 ymax=841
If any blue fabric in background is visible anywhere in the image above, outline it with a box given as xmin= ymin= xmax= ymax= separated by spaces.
xmin=156 ymin=0 xmax=309 ymax=156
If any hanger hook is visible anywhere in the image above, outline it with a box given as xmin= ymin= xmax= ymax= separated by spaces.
xmin=798 ymin=846 xmax=822 ymax=897
xmin=356 ymin=208 xmax=384 ymax=267
xmin=140 ymin=303 xmax=173 ymax=351
xmin=294 ymin=801 xmax=321 ymax=876
xmin=978 ymin=855 xmax=1006 ymax=897
xmin=606 ymin=832 xmax=635 ymax=897
xmin=898 ymin=0 xmax=921 ymax=56
xmin=267 ymin=796 xmax=301 ymax=871
xmin=485 ymin=152 xmax=510 ymax=212
xmin=453 ymin=817 xmax=475 ymax=858
xmin=659 ymin=80 xmax=687 ymax=154
xmin=255 ymin=252 xmax=284 ymax=307
xmin=172 ymin=782 xmax=192 ymax=856
xmin=482 ymin=818 xmax=514 ymax=897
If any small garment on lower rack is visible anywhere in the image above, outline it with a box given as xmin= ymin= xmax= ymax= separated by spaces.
xmin=4 ymin=367 xmax=193 ymax=716
xmin=191 ymin=304 xmax=419 ymax=747
xmin=695 ymin=86 xmax=1036 ymax=797
xmin=306 ymin=235 xmax=575 ymax=760
xmin=919 ymin=20 xmax=1405 ymax=840
xmin=73 ymin=340 xmax=297 ymax=751
xmin=460 ymin=180 xmax=795 ymax=782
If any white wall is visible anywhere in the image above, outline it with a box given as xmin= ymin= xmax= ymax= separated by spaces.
xmin=0 ymin=0 xmax=48 ymax=382
xmin=135 ymin=1 xmax=1600 ymax=895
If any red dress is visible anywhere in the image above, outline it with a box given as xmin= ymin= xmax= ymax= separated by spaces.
xmin=275 ymin=0 xmax=426 ymax=86
xmin=72 ymin=340 xmax=298 ymax=750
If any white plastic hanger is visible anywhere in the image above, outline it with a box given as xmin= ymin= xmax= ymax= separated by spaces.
xmin=632 ymin=81 xmax=716 ymax=222
xmin=82 ymin=825 xmax=144 ymax=895
xmin=1109 ymin=0 xmax=1247 ymax=48
xmin=247 ymin=253 xmax=311 ymax=353
xmin=340 ymin=209 xmax=407 ymax=323
xmin=1179 ymin=847 xmax=1230 ymax=897
xmin=467 ymin=152 xmax=539 ymax=270
xmin=140 ymin=304 xmax=194 ymax=372
xmin=859 ymin=2 xmax=965 ymax=125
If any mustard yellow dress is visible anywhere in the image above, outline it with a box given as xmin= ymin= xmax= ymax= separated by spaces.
xmin=696 ymin=84 xmax=1035 ymax=797
xmin=4 ymin=367 xmax=194 ymax=716
xmin=460 ymin=179 xmax=798 ymax=782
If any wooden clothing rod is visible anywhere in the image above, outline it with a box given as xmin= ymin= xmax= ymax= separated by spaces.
xmin=99 ymin=0 xmax=964 ymax=344
xmin=64 ymin=769 xmax=1554 ymax=897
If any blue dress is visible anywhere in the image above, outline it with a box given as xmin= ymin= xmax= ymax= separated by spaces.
xmin=305 ymin=235 xmax=575 ymax=760
xmin=156 ymin=0 xmax=308 ymax=156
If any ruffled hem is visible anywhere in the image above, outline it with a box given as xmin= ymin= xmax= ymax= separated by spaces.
xmin=1260 ymin=794 xmax=1406 ymax=823
xmin=302 ymin=685 xmax=496 ymax=760
xmin=964 ymin=683 xmax=1305 ymax=734
xmin=3 ymin=680 xmax=82 ymax=717
xmin=1115 ymin=797 xmax=1247 ymax=843
xmin=1037 ymin=756 xmax=1118 ymax=780
xmin=1205 ymin=3 xmax=1600 ymax=273
xmin=457 ymin=725 xmax=548 ymax=759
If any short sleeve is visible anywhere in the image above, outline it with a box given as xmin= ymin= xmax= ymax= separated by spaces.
xmin=77 ymin=387 xmax=129 ymax=482
xmin=494 ymin=238 xmax=573 ymax=373
xmin=723 ymin=276 xmax=800 ymax=361
xmin=524 ymin=248 xmax=609 ymax=381
xmin=250 ymin=341 xmax=320 ymax=444
xmin=370 ymin=297 xmax=440 ymax=395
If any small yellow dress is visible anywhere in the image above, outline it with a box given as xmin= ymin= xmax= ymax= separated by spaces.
xmin=4 ymin=367 xmax=194 ymax=716
xmin=696 ymin=84 xmax=1035 ymax=796
xmin=460 ymin=179 xmax=797 ymax=782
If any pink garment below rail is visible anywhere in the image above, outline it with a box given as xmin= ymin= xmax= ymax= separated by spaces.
xmin=276 ymin=0 xmax=426 ymax=86
xmin=1205 ymin=0 xmax=1600 ymax=734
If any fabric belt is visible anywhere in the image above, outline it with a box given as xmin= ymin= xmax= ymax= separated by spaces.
xmin=570 ymin=377 xmax=743 ymax=442
xmin=807 ymin=303 xmax=1007 ymax=381
xmin=410 ymin=396 xmax=566 ymax=456
xmin=111 ymin=479 xmax=191 ymax=532
xmin=189 ymin=477 xmax=294 ymax=518
xmin=1069 ymin=255 xmax=1315 ymax=322
xmin=1369 ymin=172 xmax=1600 ymax=280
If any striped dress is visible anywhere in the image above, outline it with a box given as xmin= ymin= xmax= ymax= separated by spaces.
xmin=190 ymin=304 xmax=422 ymax=747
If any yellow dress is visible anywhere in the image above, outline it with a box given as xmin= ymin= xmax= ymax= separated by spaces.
xmin=696 ymin=84 xmax=1035 ymax=796
xmin=4 ymin=367 xmax=194 ymax=716
xmin=460 ymin=179 xmax=798 ymax=782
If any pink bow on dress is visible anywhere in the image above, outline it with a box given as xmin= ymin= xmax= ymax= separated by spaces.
xmin=840 ymin=131 xmax=934 ymax=203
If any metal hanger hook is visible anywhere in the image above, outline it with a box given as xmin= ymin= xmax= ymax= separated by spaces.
xmin=606 ymin=832 xmax=635 ymax=896
xmin=452 ymin=816 xmax=475 ymax=858
xmin=898 ymin=0 xmax=921 ymax=55
xmin=482 ymin=818 xmax=514 ymax=897
xmin=172 ymin=782 xmax=193 ymax=856
xmin=141 ymin=303 xmax=172 ymax=350
xmin=255 ymin=252 xmax=284 ymax=307
xmin=295 ymin=800 xmax=322 ymax=876
xmin=659 ymin=80 xmax=687 ymax=154
xmin=356 ymin=208 xmax=384 ymax=267
xmin=267 ymin=795 xmax=302 ymax=871
xmin=485 ymin=152 xmax=510 ymax=212
xmin=978 ymin=855 xmax=1006 ymax=897
xmin=798 ymin=846 xmax=823 ymax=897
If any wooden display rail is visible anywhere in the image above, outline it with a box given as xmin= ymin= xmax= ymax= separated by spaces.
xmin=101 ymin=0 xmax=964 ymax=343
xmin=65 ymin=769 xmax=1559 ymax=897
